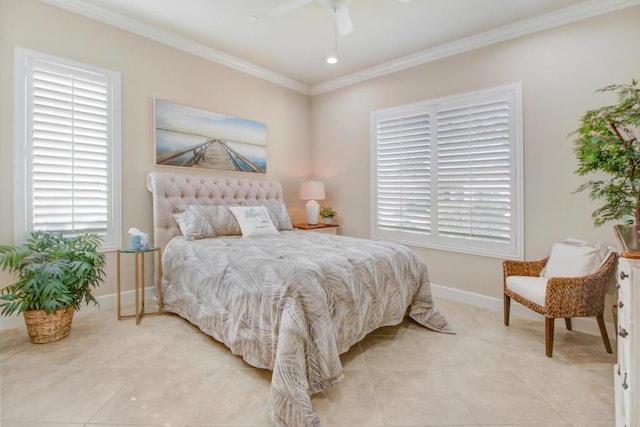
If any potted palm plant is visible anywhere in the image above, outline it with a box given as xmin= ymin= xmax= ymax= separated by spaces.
xmin=0 ymin=231 xmax=106 ymax=343
xmin=319 ymin=206 xmax=337 ymax=225
xmin=573 ymin=79 xmax=640 ymax=234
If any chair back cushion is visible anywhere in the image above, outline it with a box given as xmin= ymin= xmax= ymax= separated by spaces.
xmin=542 ymin=239 xmax=608 ymax=278
xmin=506 ymin=276 xmax=548 ymax=307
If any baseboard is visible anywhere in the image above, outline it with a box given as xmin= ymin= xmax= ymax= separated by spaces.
xmin=0 ymin=286 xmax=158 ymax=331
xmin=1 ymin=283 xmax=615 ymax=338
xmin=430 ymin=282 xmax=616 ymax=338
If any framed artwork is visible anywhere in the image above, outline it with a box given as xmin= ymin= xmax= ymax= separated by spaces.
xmin=154 ymin=99 xmax=267 ymax=173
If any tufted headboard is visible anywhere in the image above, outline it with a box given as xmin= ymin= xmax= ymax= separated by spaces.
xmin=147 ymin=172 xmax=286 ymax=249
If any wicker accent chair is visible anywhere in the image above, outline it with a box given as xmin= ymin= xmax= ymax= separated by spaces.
xmin=503 ymin=252 xmax=617 ymax=357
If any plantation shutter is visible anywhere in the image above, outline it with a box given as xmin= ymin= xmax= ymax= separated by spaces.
xmin=371 ymin=84 xmax=522 ymax=259
xmin=375 ymin=113 xmax=431 ymax=233
xmin=436 ymin=100 xmax=512 ymax=243
xmin=16 ymin=48 xmax=121 ymax=249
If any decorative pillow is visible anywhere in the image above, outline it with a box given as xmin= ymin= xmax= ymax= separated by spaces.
xmin=542 ymin=239 xmax=608 ymax=278
xmin=261 ymin=201 xmax=293 ymax=231
xmin=173 ymin=211 xmax=189 ymax=236
xmin=179 ymin=207 xmax=216 ymax=240
xmin=229 ymin=206 xmax=279 ymax=237
xmin=186 ymin=205 xmax=242 ymax=236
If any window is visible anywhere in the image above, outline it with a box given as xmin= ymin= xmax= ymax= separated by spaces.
xmin=14 ymin=48 xmax=121 ymax=250
xmin=371 ymin=84 xmax=523 ymax=259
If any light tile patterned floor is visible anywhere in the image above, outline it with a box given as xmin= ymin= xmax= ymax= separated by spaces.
xmin=0 ymin=298 xmax=615 ymax=426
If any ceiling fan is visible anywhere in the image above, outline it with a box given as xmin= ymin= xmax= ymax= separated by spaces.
xmin=268 ymin=0 xmax=411 ymax=35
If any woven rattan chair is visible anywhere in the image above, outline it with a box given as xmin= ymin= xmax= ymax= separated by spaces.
xmin=503 ymin=252 xmax=617 ymax=357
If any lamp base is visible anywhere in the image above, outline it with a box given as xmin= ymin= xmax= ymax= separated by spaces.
xmin=305 ymin=200 xmax=320 ymax=225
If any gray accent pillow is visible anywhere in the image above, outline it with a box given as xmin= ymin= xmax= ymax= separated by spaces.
xmin=187 ymin=205 xmax=242 ymax=236
xmin=177 ymin=207 xmax=216 ymax=240
xmin=253 ymin=201 xmax=293 ymax=230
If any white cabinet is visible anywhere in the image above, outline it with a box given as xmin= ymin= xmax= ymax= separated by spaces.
xmin=614 ymin=225 xmax=639 ymax=427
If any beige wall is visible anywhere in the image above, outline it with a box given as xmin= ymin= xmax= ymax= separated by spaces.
xmin=1 ymin=0 xmax=638 ymax=306
xmin=0 ymin=0 xmax=312 ymax=297
xmin=311 ymin=6 xmax=640 ymax=298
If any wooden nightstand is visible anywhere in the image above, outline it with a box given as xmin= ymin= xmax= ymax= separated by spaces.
xmin=293 ymin=223 xmax=339 ymax=235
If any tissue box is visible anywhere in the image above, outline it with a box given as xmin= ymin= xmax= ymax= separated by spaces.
xmin=129 ymin=233 xmax=142 ymax=250
xmin=128 ymin=228 xmax=149 ymax=250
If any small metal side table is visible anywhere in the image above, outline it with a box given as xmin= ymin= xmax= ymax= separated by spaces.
xmin=117 ymin=247 xmax=163 ymax=325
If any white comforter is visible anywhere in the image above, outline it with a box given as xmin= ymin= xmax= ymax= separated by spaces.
xmin=162 ymin=230 xmax=452 ymax=426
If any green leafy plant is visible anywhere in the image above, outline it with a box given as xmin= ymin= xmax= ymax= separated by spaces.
xmin=0 ymin=231 xmax=106 ymax=316
xmin=573 ymin=79 xmax=640 ymax=230
xmin=319 ymin=206 xmax=337 ymax=219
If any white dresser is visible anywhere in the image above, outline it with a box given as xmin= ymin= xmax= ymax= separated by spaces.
xmin=614 ymin=225 xmax=639 ymax=427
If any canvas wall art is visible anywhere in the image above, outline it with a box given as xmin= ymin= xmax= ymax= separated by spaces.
xmin=154 ymin=99 xmax=267 ymax=173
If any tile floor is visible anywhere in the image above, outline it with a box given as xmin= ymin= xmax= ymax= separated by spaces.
xmin=0 ymin=298 xmax=615 ymax=427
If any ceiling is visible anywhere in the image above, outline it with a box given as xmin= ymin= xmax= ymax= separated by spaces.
xmin=43 ymin=0 xmax=639 ymax=94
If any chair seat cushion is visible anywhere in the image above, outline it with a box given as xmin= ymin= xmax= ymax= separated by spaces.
xmin=506 ymin=276 xmax=548 ymax=307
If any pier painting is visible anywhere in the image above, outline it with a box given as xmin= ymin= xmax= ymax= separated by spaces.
xmin=154 ymin=99 xmax=267 ymax=173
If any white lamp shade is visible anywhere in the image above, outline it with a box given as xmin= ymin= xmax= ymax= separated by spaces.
xmin=299 ymin=181 xmax=325 ymax=200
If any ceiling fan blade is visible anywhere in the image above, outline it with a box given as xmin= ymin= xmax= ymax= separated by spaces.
xmin=268 ymin=0 xmax=314 ymax=17
xmin=335 ymin=5 xmax=353 ymax=35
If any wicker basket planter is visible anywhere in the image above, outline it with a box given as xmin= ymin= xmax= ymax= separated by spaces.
xmin=23 ymin=306 xmax=75 ymax=344
xmin=0 ymin=232 xmax=105 ymax=343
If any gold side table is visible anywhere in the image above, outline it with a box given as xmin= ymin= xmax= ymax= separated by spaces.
xmin=117 ymin=247 xmax=163 ymax=325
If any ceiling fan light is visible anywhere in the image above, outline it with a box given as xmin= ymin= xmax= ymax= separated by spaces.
xmin=327 ymin=55 xmax=338 ymax=64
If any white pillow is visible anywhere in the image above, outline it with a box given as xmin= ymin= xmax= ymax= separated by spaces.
xmin=542 ymin=239 xmax=608 ymax=278
xmin=229 ymin=206 xmax=279 ymax=237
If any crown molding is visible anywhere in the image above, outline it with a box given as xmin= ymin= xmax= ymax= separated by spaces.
xmin=310 ymin=0 xmax=640 ymax=95
xmin=41 ymin=0 xmax=640 ymax=97
xmin=40 ymin=0 xmax=311 ymax=95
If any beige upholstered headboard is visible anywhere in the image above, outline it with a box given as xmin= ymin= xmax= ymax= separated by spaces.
xmin=147 ymin=172 xmax=285 ymax=249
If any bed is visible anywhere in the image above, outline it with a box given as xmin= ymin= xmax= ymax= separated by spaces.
xmin=147 ymin=172 xmax=452 ymax=427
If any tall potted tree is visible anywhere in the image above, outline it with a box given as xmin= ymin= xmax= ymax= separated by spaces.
xmin=573 ymin=79 xmax=640 ymax=234
xmin=0 ymin=231 xmax=106 ymax=343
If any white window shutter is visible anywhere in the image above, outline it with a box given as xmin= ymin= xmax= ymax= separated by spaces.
xmin=375 ymin=113 xmax=431 ymax=233
xmin=15 ymin=48 xmax=121 ymax=249
xmin=436 ymin=100 xmax=512 ymax=243
xmin=371 ymin=84 xmax=522 ymax=259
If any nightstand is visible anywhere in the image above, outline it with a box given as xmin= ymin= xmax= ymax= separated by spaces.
xmin=117 ymin=247 xmax=163 ymax=325
xmin=293 ymin=223 xmax=339 ymax=235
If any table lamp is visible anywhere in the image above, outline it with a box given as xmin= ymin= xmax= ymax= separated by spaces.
xmin=299 ymin=181 xmax=325 ymax=225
